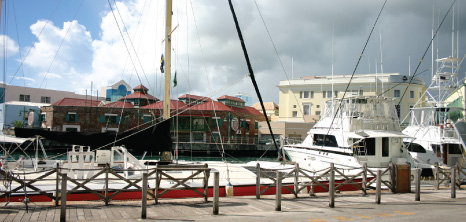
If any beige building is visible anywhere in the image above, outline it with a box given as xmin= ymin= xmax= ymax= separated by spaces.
xmin=251 ymin=102 xmax=279 ymax=122
xmin=278 ymin=73 xmax=426 ymax=123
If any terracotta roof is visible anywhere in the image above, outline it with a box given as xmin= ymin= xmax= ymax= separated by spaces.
xmin=217 ymin=95 xmax=245 ymax=102
xmin=119 ymin=91 xmax=159 ymax=101
xmin=52 ymin=98 xmax=101 ymax=107
xmin=231 ymin=106 xmax=265 ymax=120
xmin=102 ymin=101 xmax=134 ymax=108
xmin=188 ymin=101 xmax=231 ymax=111
xmin=133 ymin=84 xmax=148 ymax=91
xmin=141 ymin=100 xmax=187 ymax=110
xmin=178 ymin=94 xmax=212 ymax=102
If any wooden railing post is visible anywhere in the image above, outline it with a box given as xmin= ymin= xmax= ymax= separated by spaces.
xmin=256 ymin=163 xmax=261 ymax=199
xmin=415 ymin=168 xmax=421 ymax=201
xmin=435 ymin=162 xmax=440 ymax=190
xmin=55 ymin=163 xmax=60 ymax=206
xmin=376 ymin=169 xmax=382 ymax=204
xmin=275 ymin=171 xmax=282 ymax=211
xmin=141 ymin=172 xmax=148 ymax=219
xmin=451 ymin=168 xmax=456 ymax=199
xmin=362 ymin=163 xmax=367 ymax=196
xmin=203 ymin=163 xmax=209 ymax=202
xmin=294 ymin=163 xmax=299 ymax=198
xmin=213 ymin=171 xmax=219 ymax=215
xmin=60 ymin=173 xmax=67 ymax=222
xmin=390 ymin=163 xmax=396 ymax=193
xmin=105 ymin=164 xmax=109 ymax=206
xmin=329 ymin=163 xmax=335 ymax=208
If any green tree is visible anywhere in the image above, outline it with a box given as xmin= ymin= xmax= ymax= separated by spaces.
xmin=11 ymin=120 xmax=24 ymax=128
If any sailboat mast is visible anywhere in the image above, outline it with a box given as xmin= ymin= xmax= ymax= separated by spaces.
xmin=163 ymin=0 xmax=173 ymax=120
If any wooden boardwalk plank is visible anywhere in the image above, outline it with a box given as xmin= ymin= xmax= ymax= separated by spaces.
xmin=36 ymin=206 xmax=48 ymax=221
xmin=83 ymin=208 xmax=93 ymax=219
xmin=29 ymin=205 xmax=41 ymax=222
xmin=45 ymin=206 xmax=55 ymax=221
xmin=0 ymin=206 xmax=11 ymax=222
xmin=20 ymin=205 xmax=34 ymax=222
xmin=69 ymin=205 xmax=77 ymax=221
xmin=12 ymin=207 xmax=25 ymax=221
xmin=76 ymin=206 xmax=85 ymax=220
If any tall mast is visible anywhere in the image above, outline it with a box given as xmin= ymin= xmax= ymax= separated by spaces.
xmin=163 ymin=0 xmax=173 ymax=120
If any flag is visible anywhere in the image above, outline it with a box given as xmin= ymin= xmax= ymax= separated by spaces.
xmin=173 ymin=71 xmax=177 ymax=87
xmin=160 ymin=54 xmax=165 ymax=73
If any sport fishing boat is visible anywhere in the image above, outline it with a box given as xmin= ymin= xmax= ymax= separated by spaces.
xmin=284 ymin=95 xmax=410 ymax=171
xmin=402 ymin=56 xmax=466 ymax=176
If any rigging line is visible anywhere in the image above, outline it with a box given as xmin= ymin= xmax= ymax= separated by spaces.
xmin=189 ymin=0 xmax=227 ymax=160
xmin=397 ymin=0 xmax=457 ymax=107
xmin=112 ymin=0 xmax=153 ymax=94
xmin=252 ymin=0 xmax=304 ymax=119
xmin=377 ymin=68 xmax=430 ymax=97
xmin=229 ymin=0 xmax=280 ymax=158
xmin=326 ymin=0 xmax=388 ymax=137
xmin=38 ymin=0 xmax=85 ymax=89
xmin=6 ymin=0 xmax=63 ymax=86
xmin=10 ymin=0 xmax=26 ymax=87
xmin=107 ymin=0 xmax=144 ymax=92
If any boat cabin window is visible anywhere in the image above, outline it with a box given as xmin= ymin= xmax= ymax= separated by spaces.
xmin=352 ymin=138 xmax=375 ymax=156
xmin=446 ymin=144 xmax=463 ymax=154
xmin=313 ymin=134 xmax=338 ymax=147
xmin=382 ymin=137 xmax=389 ymax=157
xmin=365 ymin=138 xmax=376 ymax=155
xmin=405 ymin=142 xmax=426 ymax=153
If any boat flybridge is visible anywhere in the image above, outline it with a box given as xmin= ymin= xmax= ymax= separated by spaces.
xmin=285 ymin=95 xmax=410 ymax=172
xmin=402 ymin=56 xmax=466 ymax=176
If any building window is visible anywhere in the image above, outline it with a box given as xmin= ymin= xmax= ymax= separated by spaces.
xmin=65 ymin=113 xmax=78 ymax=122
xmin=302 ymin=91 xmax=309 ymax=99
xmin=394 ymin=90 xmax=401 ymax=98
xmin=334 ymin=91 xmax=338 ymax=98
xmin=293 ymin=105 xmax=296 ymax=108
xmin=292 ymin=111 xmax=298 ymax=117
xmin=410 ymin=91 xmax=414 ymax=98
xmin=359 ymin=89 xmax=363 ymax=95
xmin=315 ymin=111 xmax=321 ymax=115
xmin=299 ymin=91 xmax=303 ymax=98
xmin=327 ymin=91 xmax=332 ymax=98
xmin=311 ymin=91 xmax=314 ymax=98
xmin=100 ymin=114 xmax=120 ymax=124
xmin=323 ymin=91 xmax=326 ymax=98
xmin=41 ymin=96 xmax=51 ymax=103
xmin=19 ymin=94 xmax=30 ymax=102
xmin=317 ymin=105 xmax=320 ymax=108
xmin=303 ymin=103 xmax=311 ymax=116
xmin=40 ymin=113 xmax=46 ymax=122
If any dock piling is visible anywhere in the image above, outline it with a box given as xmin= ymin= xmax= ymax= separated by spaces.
xmin=376 ymin=169 xmax=381 ymax=204
xmin=294 ymin=163 xmax=299 ymax=198
xmin=435 ymin=162 xmax=440 ymax=190
xmin=362 ymin=163 xmax=367 ymax=196
xmin=141 ymin=172 xmax=148 ymax=219
xmin=329 ymin=163 xmax=335 ymax=208
xmin=60 ymin=173 xmax=67 ymax=222
xmin=275 ymin=171 xmax=282 ymax=211
xmin=213 ymin=171 xmax=219 ymax=215
xmin=415 ymin=168 xmax=421 ymax=201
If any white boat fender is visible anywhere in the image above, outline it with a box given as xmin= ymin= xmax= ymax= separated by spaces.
xmin=225 ymin=182 xmax=234 ymax=197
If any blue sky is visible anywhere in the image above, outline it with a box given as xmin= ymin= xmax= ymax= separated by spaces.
xmin=1 ymin=0 xmax=465 ymax=104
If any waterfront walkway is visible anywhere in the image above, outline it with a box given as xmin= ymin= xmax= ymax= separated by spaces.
xmin=1 ymin=186 xmax=465 ymax=221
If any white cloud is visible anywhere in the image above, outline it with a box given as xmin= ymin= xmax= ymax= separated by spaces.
xmin=0 ymin=35 xmax=19 ymax=57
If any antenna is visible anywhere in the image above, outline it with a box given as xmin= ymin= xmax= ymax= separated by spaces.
xmin=409 ymin=54 xmax=411 ymax=76
xmin=375 ymin=58 xmax=378 ymax=94
xmin=379 ymin=29 xmax=384 ymax=96
xmin=432 ymin=5 xmax=434 ymax=80
xmin=332 ymin=20 xmax=334 ymax=99
xmin=291 ymin=57 xmax=294 ymax=79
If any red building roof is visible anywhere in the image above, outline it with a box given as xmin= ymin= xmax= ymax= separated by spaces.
xmin=217 ymin=95 xmax=245 ymax=103
xmin=118 ymin=91 xmax=159 ymax=101
xmin=142 ymin=100 xmax=187 ymax=110
xmin=188 ymin=101 xmax=231 ymax=111
xmin=133 ymin=84 xmax=149 ymax=91
xmin=102 ymin=101 xmax=134 ymax=108
xmin=178 ymin=94 xmax=212 ymax=102
xmin=52 ymin=98 xmax=101 ymax=107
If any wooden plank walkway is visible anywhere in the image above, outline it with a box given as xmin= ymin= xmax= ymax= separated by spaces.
xmin=0 ymin=186 xmax=465 ymax=221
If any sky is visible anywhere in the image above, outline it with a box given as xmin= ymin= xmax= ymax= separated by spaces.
xmin=0 ymin=0 xmax=465 ymax=104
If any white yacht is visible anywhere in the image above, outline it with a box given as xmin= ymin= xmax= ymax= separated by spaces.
xmin=402 ymin=56 xmax=466 ymax=176
xmin=284 ymin=95 xmax=409 ymax=171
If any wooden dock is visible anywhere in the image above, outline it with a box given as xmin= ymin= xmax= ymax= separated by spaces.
xmin=1 ymin=186 xmax=465 ymax=221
